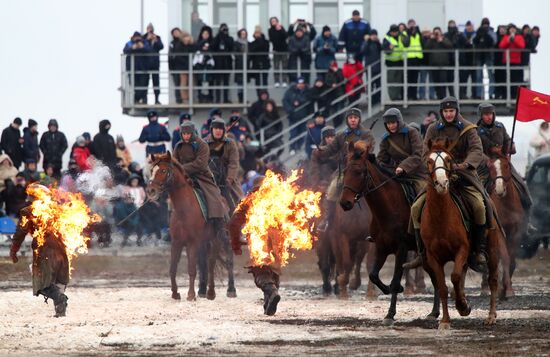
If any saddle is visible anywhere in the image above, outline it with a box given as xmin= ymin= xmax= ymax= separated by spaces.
xmin=190 ymin=179 xmax=209 ymax=222
xmin=397 ymin=179 xmax=418 ymax=206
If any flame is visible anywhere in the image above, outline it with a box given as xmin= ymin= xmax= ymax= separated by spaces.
xmin=238 ymin=170 xmax=322 ymax=267
xmin=24 ymin=185 xmax=101 ymax=275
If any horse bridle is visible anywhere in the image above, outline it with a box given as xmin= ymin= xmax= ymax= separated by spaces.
xmin=148 ymin=160 xmax=175 ymax=196
xmin=429 ymin=150 xmax=452 ymax=176
xmin=342 ymin=160 xmax=398 ymax=203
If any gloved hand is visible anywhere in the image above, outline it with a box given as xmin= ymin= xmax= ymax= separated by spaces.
xmin=9 ymin=244 xmax=20 ymax=264
xmin=395 ymin=167 xmax=405 ymax=176
xmin=452 ymin=162 xmax=469 ymax=171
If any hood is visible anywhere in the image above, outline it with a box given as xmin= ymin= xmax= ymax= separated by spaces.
xmin=99 ymin=119 xmax=111 ymax=133
xmin=48 ymin=119 xmax=59 ymax=128
xmin=382 ymin=108 xmax=405 ymax=132
xmin=0 ymin=154 xmax=14 ymax=167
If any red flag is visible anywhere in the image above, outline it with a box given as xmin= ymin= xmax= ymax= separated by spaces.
xmin=515 ymin=87 xmax=550 ymax=122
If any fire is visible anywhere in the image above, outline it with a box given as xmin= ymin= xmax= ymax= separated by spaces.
xmin=22 ymin=185 xmax=101 ymax=274
xmin=239 ymin=170 xmax=322 ymax=267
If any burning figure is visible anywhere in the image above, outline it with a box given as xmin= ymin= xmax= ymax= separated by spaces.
xmin=9 ymin=184 xmax=98 ymax=317
xmin=229 ymin=171 xmax=321 ymax=316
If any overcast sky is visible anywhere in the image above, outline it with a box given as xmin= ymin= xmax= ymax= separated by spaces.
xmin=0 ymin=0 xmax=547 ymax=167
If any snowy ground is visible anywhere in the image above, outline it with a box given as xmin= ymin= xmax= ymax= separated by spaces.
xmin=1 ymin=244 xmax=549 ymax=356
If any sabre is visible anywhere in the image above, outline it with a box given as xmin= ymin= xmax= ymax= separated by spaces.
xmin=116 ymin=197 xmax=151 ymax=226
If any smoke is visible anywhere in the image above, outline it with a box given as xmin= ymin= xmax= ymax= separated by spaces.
xmin=76 ymin=160 xmax=120 ymax=200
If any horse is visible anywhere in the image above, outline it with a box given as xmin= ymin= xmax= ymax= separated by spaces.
xmin=146 ymin=152 xmax=218 ymax=301
xmin=484 ymin=147 xmax=521 ymax=298
xmin=339 ymin=140 xmax=440 ymax=324
xmin=423 ymin=138 xmax=501 ymax=329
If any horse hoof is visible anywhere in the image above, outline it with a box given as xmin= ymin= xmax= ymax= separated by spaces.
xmin=438 ymin=322 xmax=451 ymax=330
xmin=349 ymin=279 xmax=361 ymax=290
xmin=172 ymin=292 xmax=181 ymax=300
xmin=484 ymin=316 xmax=497 ymax=326
xmin=457 ymin=304 xmax=471 ymax=317
xmin=338 ymin=290 xmax=349 ymax=300
xmin=505 ymin=289 xmax=515 ymax=298
xmin=207 ymin=291 xmax=216 ymax=301
xmin=397 ymin=285 xmax=404 ymax=294
xmin=366 ymin=290 xmax=378 ymax=301
xmin=415 ymin=287 xmax=428 ymax=295
xmin=227 ymin=290 xmax=237 ymax=298
xmin=403 ymin=287 xmax=415 ymax=296
xmin=426 ymin=313 xmax=439 ymax=321
xmin=187 ymin=294 xmax=196 ymax=302
xmin=198 ymin=293 xmax=207 ymax=298
xmin=382 ymin=318 xmax=395 ymax=326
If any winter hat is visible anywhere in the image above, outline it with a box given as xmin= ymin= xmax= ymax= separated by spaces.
xmin=210 ymin=118 xmax=226 ymax=130
xmin=28 ymin=119 xmax=38 ymax=127
xmin=370 ymin=29 xmax=378 ymax=35
xmin=389 ymin=24 xmax=399 ymax=32
xmin=25 ymin=158 xmax=37 ymax=164
xmin=321 ymin=126 xmax=335 ymax=138
xmin=179 ymin=112 xmax=191 ymax=123
xmin=297 ymin=76 xmax=306 ymax=84
xmin=314 ymin=111 xmax=325 ymax=119
xmin=322 ymin=25 xmax=331 ymax=33
xmin=180 ymin=121 xmax=196 ymax=134
xmin=82 ymin=132 xmax=91 ymax=141
xmin=147 ymin=110 xmax=158 ymax=119
xmin=13 ymin=117 xmax=22 ymax=125
xmin=116 ymin=135 xmax=125 ymax=143
xmin=76 ymin=136 xmax=86 ymax=147
xmin=345 ymin=108 xmax=362 ymax=120
xmin=209 ymin=107 xmax=222 ymax=118
xmin=329 ymin=61 xmax=338 ymax=69
xmin=352 ymin=10 xmax=360 ymax=16
xmin=229 ymin=115 xmax=240 ymax=124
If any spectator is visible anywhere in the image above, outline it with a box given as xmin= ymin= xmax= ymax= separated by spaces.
xmin=39 ymin=164 xmax=58 ymax=187
xmin=307 ymin=77 xmax=330 ymax=113
xmin=406 ymin=19 xmax=423 ymax=100
xmin=249 ymin=26 xmax=271 ymax=93
xmin=383 ymin=24 xmax=409 ymax=100
xmin=194 ymin=26 xmax=215 ymax=103
xmin=234 ymin=28 xmax=249 ymax=103
xmin=113 ymin=158 xmax=131 ymax=186
xmin=115 ymin=135 xmax=132 ymax=169
xmin=283 ymin=77 xmax=313 ymax=154
xmin=212 ymin=23 xmax=234 ymax=103
xmin=460 ymin=21 xmax=479 ymax=99
xmin=116 ymin=178 xmax=144 ymax=247
xmin=268 ymin=17 xmax=289 ymax=87
xmin=229 ymin=108 xmax=254 ymax=136
xmin=248 ymin=90 xmax=270 ymax=129
xmin=474 ymin=18 xmax=496 ymax=99
xmin=0 ymin=154 xmax=18 ymax=194
xmin=288 ymin=26 xmax=312 ymax=83
xmin=2 ymin=173 xmax=27 ymax=217
xmin=240 ymin=137 xmax=260 ymax=175
xmin=493 ymin=25 xmax=508 ymax=100
xmin=257 ymin=99 xmax=283 ymax=156
xmin=342 ymin=54 xmax=364 ymax=103
xmin=92 ymin=120 xmax=117 ymax=169
xmin=143 ymin=23 xmax=164 ymax=105
xmin=521 ymin=25 xmax=534 ymax=67
xmin=172 ymin=112 xmax=192 ymax=149
xmin=499 ymin=23 xmax=525 ymax=99
xmin=530 ymin=122 xmax=550 ymax=158
xmin=169 ymin=27 xmax=184 ymax=104
xmin=227 ymin=112 xmax=250 ymax=142
xmin=359 ymin=29 xmax=382 ymax=104
xmin=39 ymin=119 xmax=67 ymax=179
xmin=444 ymin=20 xmax=464 ymax=97
xmin=324 ymin=61 xmax=346 ymax=126
xmin=20 ymin=159 xmax=40 ymax=183
xmin=424 ymin=27 xmax=453 ymax=99
xmin=72 ymin=136 xmax=91 ymax=172
xmin=22 ymin=119 xmax=40 ymax=164
xmin=201 ymin=108 xmax=222 ymax=138
xmin=169 ymin=29 xmax=196 ymax=104
xmin=128 ymin=161 xmax=146 ymax=187
xmin=421 ymin=110 xmax=439 ymax=137
xmin=288 ymin=18 xmax=316 ymax=41
xmin=338 ymin=9 xmax=371 ymax=57
xmin=313 ymin=26 xmax=338 ymax=79
xmin=1 ymin=117 xmax=24 ymax=169
xmin=418 ymin=27 xmax=436 ymax=100
xmin=60 ymin=159 xmax=80 ymax=193
xmin=305 ymin=111 xmax=326 ymax=158
xmin=191 ymin=11 xmax=207 ymax=40
xmin=123 ymin=31 xmax=151 ymax=104
xmin=139 ymin=110 xmax=171 ymax=157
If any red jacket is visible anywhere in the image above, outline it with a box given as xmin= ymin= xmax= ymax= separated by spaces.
xmin=342 ymin=62 xmax=364 ymax=95
xmin=498 ymin=34 xmax=525 ymax=64
xmin=73 ymin=146 xmax=91 ymax=171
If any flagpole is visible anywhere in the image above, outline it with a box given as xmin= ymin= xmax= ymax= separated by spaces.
xmin=508 ymin=86 xmax=524 ymax=159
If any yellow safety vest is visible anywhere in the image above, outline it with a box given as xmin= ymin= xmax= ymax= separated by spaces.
xmin=407 ymin=33 xmax=423 ymax=59
xmin=384 ymin=33 xmax=405 ymax=62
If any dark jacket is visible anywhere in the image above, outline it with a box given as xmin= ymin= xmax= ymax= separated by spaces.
xmin=1 ymin=125 xmax=23 ymax=168
xmin=283 ymin=84 xmax=312 ymax=121
xmin=268 ymin=26 xmax=289 ymax=51
xmin=248 ymin=91 xmax=269 ymax=128
xmin=123 ymin=39 xmax=152 ymax=71
xmin=22 ymin=127 xmax=40 ymax=163
xmin=313 ymin=34 xmax=338 ymax=69
xmin=473 ymin=26 xmax=496 ymax=63
xmin=143 ymin=33 xmax=164 ymax=69
xmin=305 ymin=121 xmax=325 ymax=158
xmin=249 ymin=34 xmax=271 ymax=70
xmin=325 ymin=68 xmax=346 ymax=100
xmin=39 ymin=126 xmax=68 ymax=170
xmin=307 ymin=82 xmax=331 ymax=112
xmin=315 ymin=124 xmax=376 ymax=166
xmin=360 ymin=39 xmax=382 ymax=74
xmin=206 ymin=135 xmax=244 ymax=207
xmin=234 ymin=38 xmax=249 ymax=77
xmin=2 ymin=180 xmax=27 ymax=217
xmin=424 ymin=37 xmax=453 ymax=66
xmin=461 ymin=30 xmax=476 ymax=66
xmin=257 ymin=107 xmax=282 ymax=138
xmin=288 ymin=33 xmax=311 ymax=55
xmin=338 ymin=19 xmax=371 ymax=54
xmin=288 ymin=22 xmax=317 ymax=42
xmin=138 ymin=120 xmax=171 ymax=155
xmin=211 ymin=32 xmax=234 ymax=70
xmin=92 ymin=120 xmax=117 ymax=168
xmin=477 ymin=119 xmax=513 ymax=157
xmin=169 ymin=39 xmax=196 ymax=71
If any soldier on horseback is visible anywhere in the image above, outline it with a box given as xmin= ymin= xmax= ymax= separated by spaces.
xmin=476 ymin=102 xmax=535 ymax=233
xmin=313 ymin=108 xmax=375 ymax=231
xmin=173 ymin=121 xmax=228 ymax=234
xmin=407 ymin=96 xmax=491 ymax=271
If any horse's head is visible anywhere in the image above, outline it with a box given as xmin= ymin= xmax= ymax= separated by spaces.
xmin=146 ymin=152 xmax=177 ymax=201
xmin=487 ymin=147 xmax=511 ymax=197
xmin=426 ymin=138 xmax=453 ymax=194
xmin=340 ymin=140 xmax=373 ymax=211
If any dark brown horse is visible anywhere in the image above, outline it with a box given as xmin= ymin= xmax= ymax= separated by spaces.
xmin=339 ymin=140 xmax=440 ymax=324
xmin=423 ymin=139 xmax=501 ymax=329
xmin=146 ymin=152 xmax=218 ymax=301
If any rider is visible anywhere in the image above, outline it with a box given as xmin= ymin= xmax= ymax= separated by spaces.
xmin=313 ymin=108 xmax=375 ymax=231
xmin=174 ymin=121 xmax=228 ymax=234
xmin=206 ymin=118 xmax=244 ymax=211
xmin=407 ymin=96 xmax=490 ymax=271
xmin=310 ymin=126 xmax=337 ymax=190
xmin=229 ymin=175 xmax=282 ymax=316
xmin=476 ymin=102 xmax=535 ymax=233
xmin=377 ymin=108 xmax=427 ymax=194
xmin=9 ymin=184 xmax=69 ymax=317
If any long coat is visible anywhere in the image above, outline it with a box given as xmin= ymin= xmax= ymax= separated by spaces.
xmin=12 ymin=206 xmax=69 ymax=295
xmin=316 ymin=125 xmax=376 ymax=166
xmin=174 ymin=136 xmax=228 ymax=218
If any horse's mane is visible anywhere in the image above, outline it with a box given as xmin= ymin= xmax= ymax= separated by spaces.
xmin=350 ymin=140 xmax=393 ymax=178
xmin=153 ymin=153 xmax=190 ymax=180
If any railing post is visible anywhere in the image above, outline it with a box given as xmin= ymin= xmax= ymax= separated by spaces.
xmin=298 ymin=56 xmax=302 ymax=80
xmin=403 ymin=54 xmax=408 ymax=108
xmin=506 ymin=49 xmax=511 ymax=107
xmin=260 ymin=128 xmax=265 ymax=146
xmin=130 ymin=54 xmax=135 ymax=106
xmin=367 ymin=65 xmax=372 ymax=118
xmin=243 ymin=52 xmax=248 ymax=107
xmin=454 ymin=49 xmax=460 ymax=100
xmin=188 ymin=53 xmax=194 ymax=114
xmin=381 ymin=59 xmax=387 ymax=108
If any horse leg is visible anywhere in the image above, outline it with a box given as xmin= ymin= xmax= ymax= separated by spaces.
xmin=414 ymin=264 xmax=427 ymax=294
xmin=206 ymin=238 xmax=219 ymax=300
xmin=224 ymin=238 xmax=237 ymax=298
xmin=427 ymin=253 xmax=450 ymax=330
xmin=369 ymin=248 xmax=390 ymax=295
xmin=480 ymin=272 xmax=490 ymax=296
xmin=383 ymin=243 xmax=407 ymax=325
xmin=170 ymin=239 xmax=184 ymax=300
xmin=500 ymin=230 xmax=515 ymax=299
xmin=365 ymin=242 xmax=379 ymax=299
xmin=186 ymin=241 xmax=199 ymax=301
xmin=336 ymin=235 xmax=352 ymax=299
xmin=350 ymin=241 xmax=366 ymax=290
xmin=422 ymin=263 xmax=440 ymax=319
xmin=452 ymin=249 xmax=471 ymax=317
xmin=485 ymin=231 xmax=500 ymax=326
xmin=197 ymin=240 xmax=208 ymax=298
xmin=317 ymin=232 xmax=333 ymax=296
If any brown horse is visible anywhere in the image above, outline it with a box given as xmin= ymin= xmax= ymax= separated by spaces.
xmin=423 ymin=139 xmax=501 ymax=329
xmin=485 ymin=148 xmax=520 ymax=297
xmin=146 ymin=152 xmax=218 ymax=301
xmin=339 ymin=140 xmax=440 ymax=324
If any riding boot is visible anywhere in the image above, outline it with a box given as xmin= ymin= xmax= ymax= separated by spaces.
xmin=54 ymin=294 xmax=68 ymax=318
xmin=262 ymin=283 xmax=281 ymax=316
xmin=403 ymin=229 xmax=425 ymax=269
xmin=211 ymin=218 xmax=227 ymax=240
xmin=472 ymin=224 xmax=488 ymax=272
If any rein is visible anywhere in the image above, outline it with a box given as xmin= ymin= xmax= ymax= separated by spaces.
xmin=343 ymin=160 xmax=398 ymax=202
